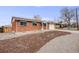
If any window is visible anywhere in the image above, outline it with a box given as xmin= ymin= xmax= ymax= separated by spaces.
xmin=20 ymin=21 xmax=27 ymax=26
xmin=39 ymin=22 xmax=42 ymax=26
xmin=43 ymin=23 xmax=46 ymax=26
xmin=32 ymin=21 xmax=37 ymax=26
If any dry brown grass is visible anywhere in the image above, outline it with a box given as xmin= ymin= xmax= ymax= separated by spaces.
xmin=0 ymin=31 xmax=70 ymax=53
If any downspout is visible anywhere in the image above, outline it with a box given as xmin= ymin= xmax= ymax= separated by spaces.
xmin=46 ymin=22 xmax=48 ymax=30
xmin=42 ymin=21 xmax=43 ymax=30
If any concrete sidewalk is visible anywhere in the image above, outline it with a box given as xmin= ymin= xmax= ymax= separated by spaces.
xmin=37 ymin=32 xmax=79 ymax=53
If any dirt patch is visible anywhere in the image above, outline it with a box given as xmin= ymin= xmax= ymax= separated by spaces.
xmin=0 ymin=31 xmax=70 ymax=53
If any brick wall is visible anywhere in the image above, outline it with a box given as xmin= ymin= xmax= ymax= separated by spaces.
xmin=12 ymin=20 xmax=49 ymax=32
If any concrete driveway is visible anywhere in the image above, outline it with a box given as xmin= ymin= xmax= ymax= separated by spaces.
xmin=37 ymin=30 xmax=79 ymax=53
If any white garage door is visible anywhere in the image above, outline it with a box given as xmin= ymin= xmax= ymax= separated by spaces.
xmin=49 ymin=24 xmax=55 ymax=30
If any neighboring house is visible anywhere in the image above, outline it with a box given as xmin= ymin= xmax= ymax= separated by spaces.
xmin=54 ymin=23 xmax=67 ymax=29
xmin=48 ymin=21 xmax=65 ymax=30
xmin=0 ymin=27 xmax=3 ymax=33
xmin=1 ymin=25 xmax=12 ymax=33
xmin=54 ymin=23 xmax=61 ymax=29
xmin=11 ymin=17 xmax=49 ymax=32
xmin=0 ymin=25 xmax=12 ymax=33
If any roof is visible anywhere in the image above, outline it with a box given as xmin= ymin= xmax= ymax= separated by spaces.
xmin=11 ymin=16 xmax=42 ymax=22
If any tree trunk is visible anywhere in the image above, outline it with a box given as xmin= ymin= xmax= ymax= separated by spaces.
xmin=68 ymin=19 xmax=71 ymax=29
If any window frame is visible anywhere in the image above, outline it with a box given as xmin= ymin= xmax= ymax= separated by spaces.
xmin=32 ymin=21 xmax=37 ymax=26
xmin=20 ymin=21 xmax=27 ymax=26
xmin=43 ymin=23 xmax=46 ymax=26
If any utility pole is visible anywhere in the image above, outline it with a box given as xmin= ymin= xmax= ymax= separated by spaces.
xmin=76 ymin=8 xmax=79 ymax=30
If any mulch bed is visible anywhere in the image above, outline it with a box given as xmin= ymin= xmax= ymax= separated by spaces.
xmin=0 ymin=31 xmax=70 ymax=53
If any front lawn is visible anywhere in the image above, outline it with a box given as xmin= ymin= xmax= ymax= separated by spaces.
xmin=0 ymin=31 xmax=70 ymax=53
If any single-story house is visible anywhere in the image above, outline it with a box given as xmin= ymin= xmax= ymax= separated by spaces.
xmin=11 ymin=17 xmax=50 ymax=32
xmin=0 ymin=16 xmax=57 ymax=33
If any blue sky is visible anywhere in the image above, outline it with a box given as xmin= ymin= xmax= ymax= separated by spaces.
xmin=0 ymin=6 xmax=78 ymax=26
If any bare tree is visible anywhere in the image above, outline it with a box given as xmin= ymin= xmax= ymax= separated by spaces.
xmin=60 ymin=7 xmax=75 ymax=29
xmin=75 ymin=8 xmax=79 ymax=30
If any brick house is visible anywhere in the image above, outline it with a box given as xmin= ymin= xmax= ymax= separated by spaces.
xmin=11 ymin=17 xmax=49 ymax=32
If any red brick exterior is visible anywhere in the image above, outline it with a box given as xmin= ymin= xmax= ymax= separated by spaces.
xmin=12 ymin=20 xmax=49 ymax=32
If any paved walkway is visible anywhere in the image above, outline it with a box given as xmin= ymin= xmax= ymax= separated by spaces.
xmin=37 ymin=30 xmax=79 ymax=53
